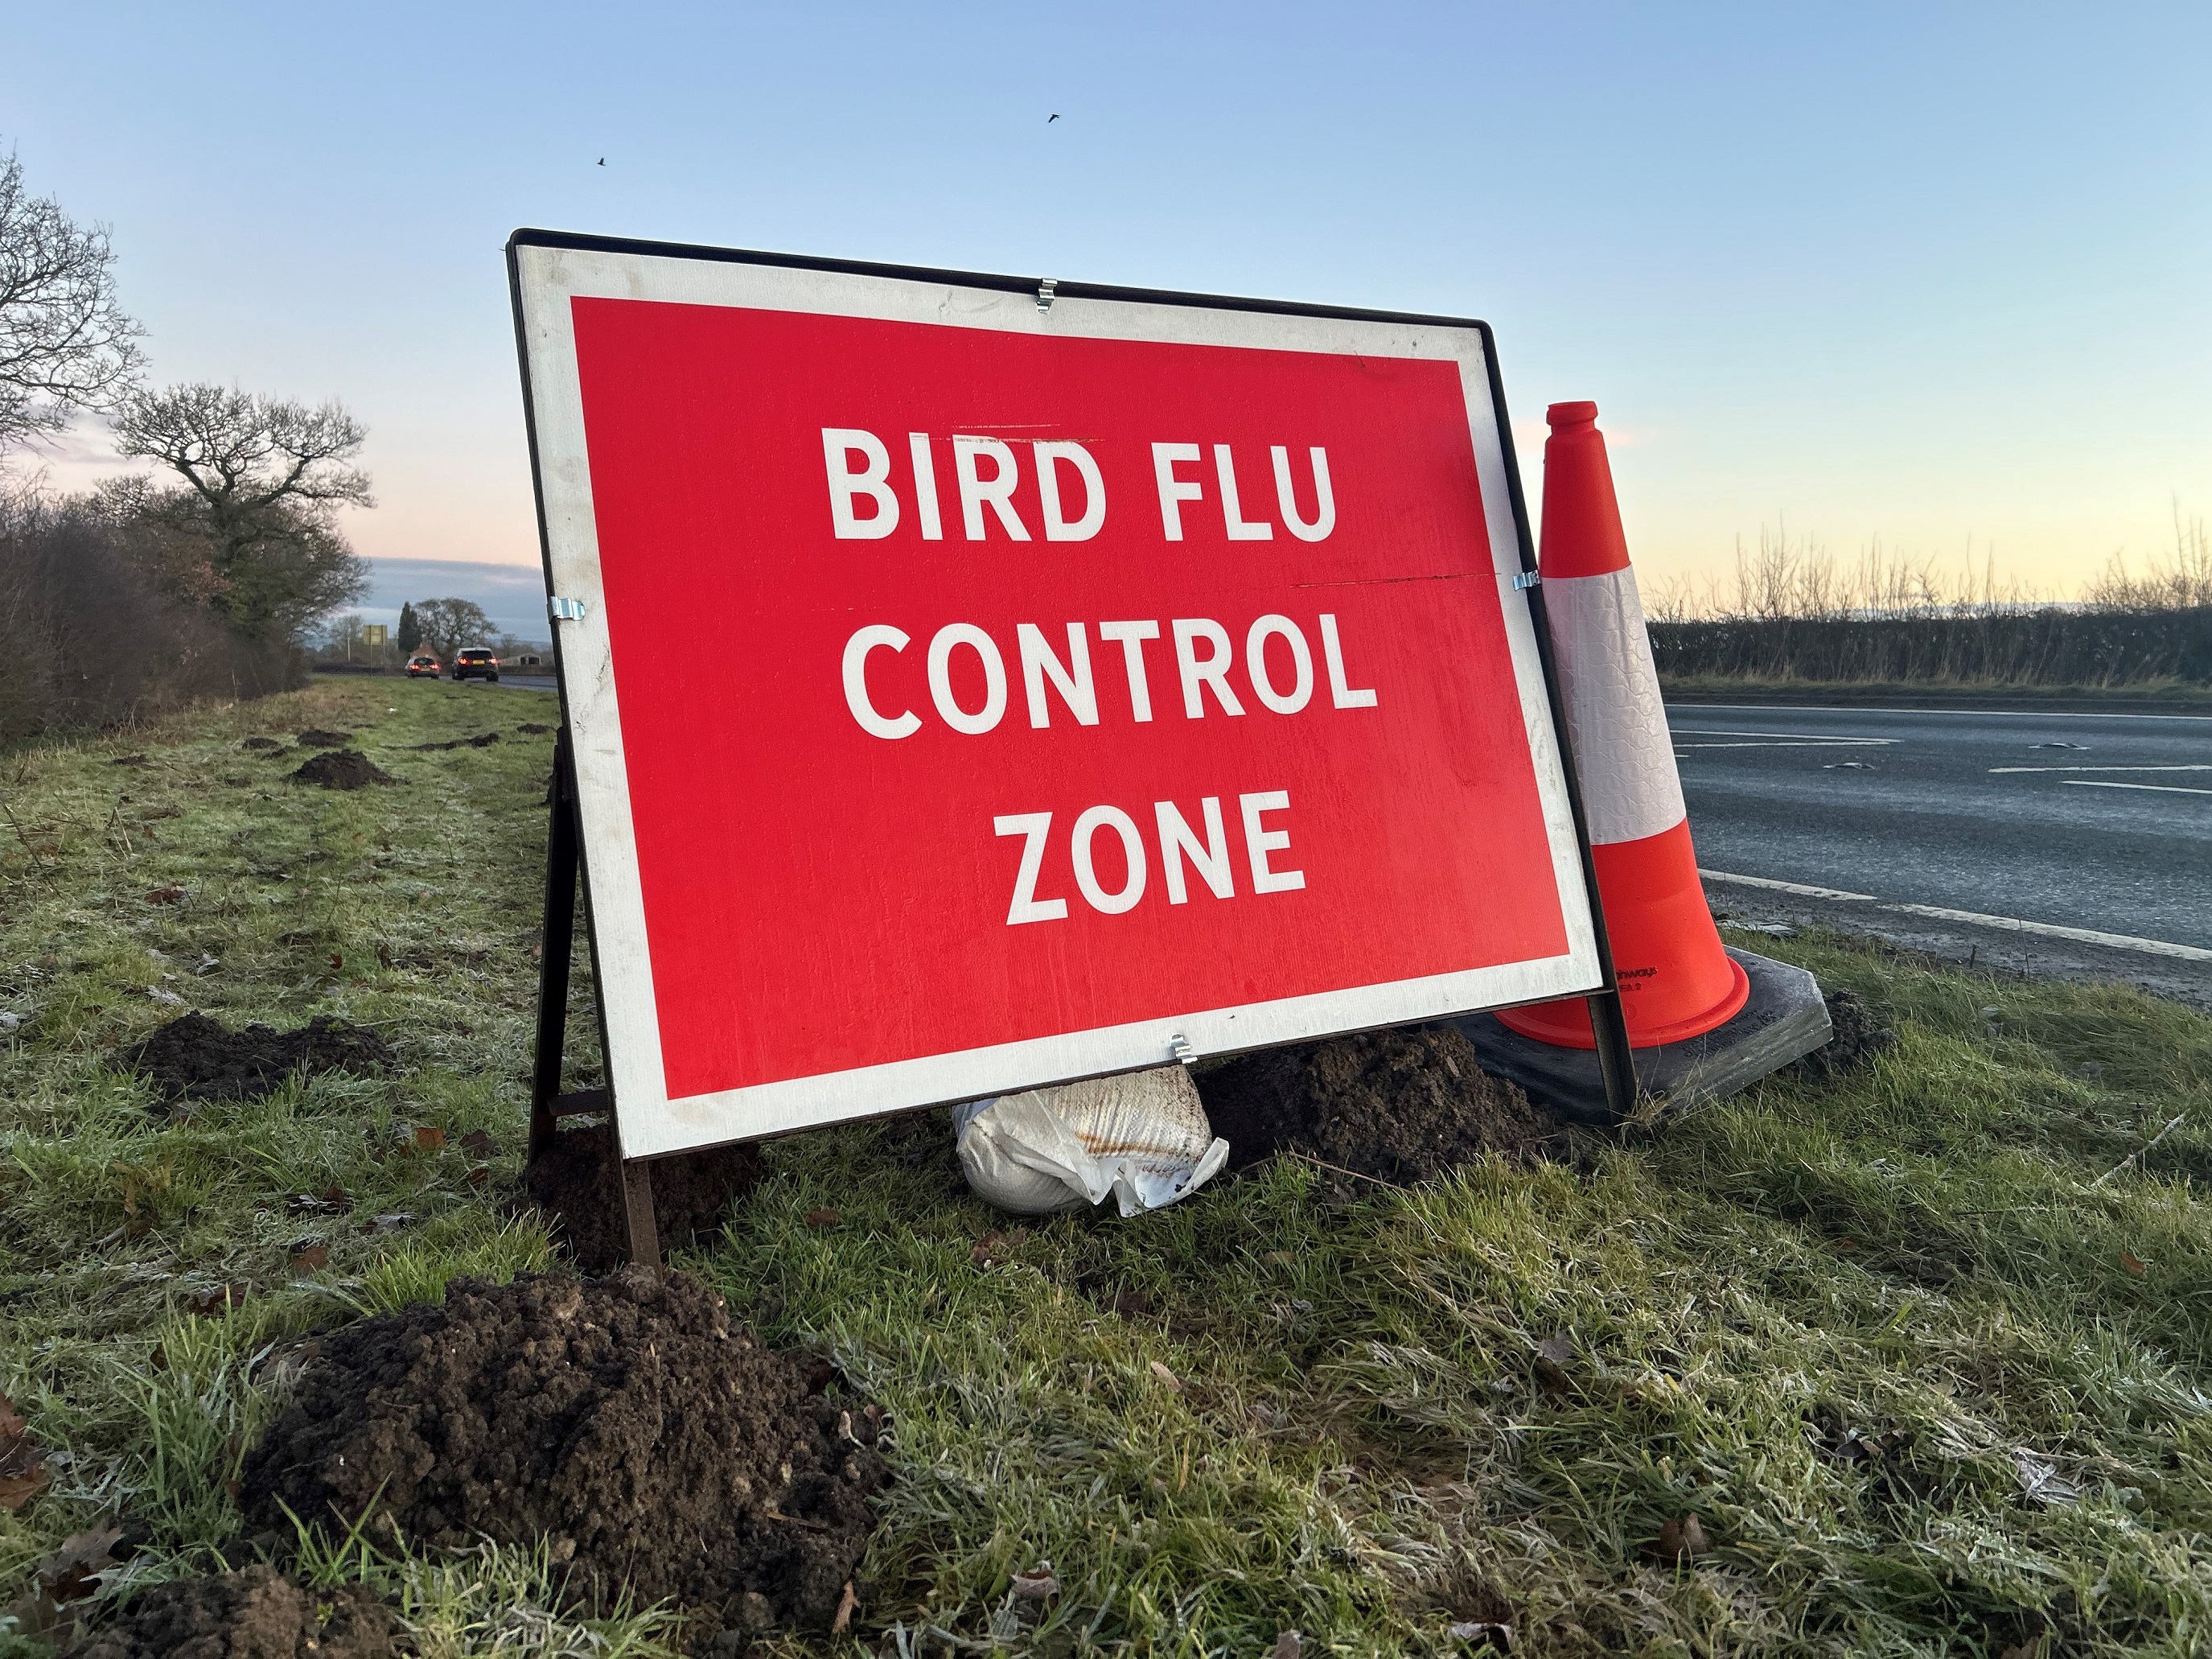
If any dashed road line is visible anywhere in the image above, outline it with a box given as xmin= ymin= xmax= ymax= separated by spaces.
xmin=1699 ymin=869 xmax=2212 ymax=962
xmin=1989 ymin=764 xmax=2212 ymax=774
xmin=2062 ymin=780 xmax=2212 ymax=797
xmin=1671 ymin=702 xmax=2212 ymax=722
xmin=1672 ymin=734 xmax=1885 ymax=747
xmin=1698 ymin=871 xmax=1876 ymax=901
xmin=1673 ymin=728 xmax=1896 ymax=751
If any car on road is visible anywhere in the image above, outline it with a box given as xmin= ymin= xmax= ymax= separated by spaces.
xmin=405 ymin=654 xmax=441 ymax=678
xmin=450 ymin=648 xmax=500 ymax=683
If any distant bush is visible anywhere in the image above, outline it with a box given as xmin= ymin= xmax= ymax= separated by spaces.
xmin=1650 ymin=606 xmax=2212 ymax=688
xmin=1645 ymin=513 xmax=2212 ymax=689
xmin=0 ymin=485 xmax=300 ymax=747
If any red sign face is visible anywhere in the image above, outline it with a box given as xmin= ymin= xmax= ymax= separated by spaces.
xmin=513 ymin=242 xmax=1599 ymax=1156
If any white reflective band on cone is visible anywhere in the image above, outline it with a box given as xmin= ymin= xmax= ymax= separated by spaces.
xmin=1545 ymin=566 xmax=1686 ymax=846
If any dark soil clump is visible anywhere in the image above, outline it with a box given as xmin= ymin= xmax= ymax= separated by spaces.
xmin=516 ymin=722 xmax=555 ymax=735
xmin=1789 ymin=988 xmax=1895 ymax=1080
xmin=239 ymin=1269 xmax=886 ymax=1635
xmin=240 ymin=736 xmax=284 ymax=751
xmin=294 ymin=728 xmax=354 ymax=747
xmin=292 ymin=750 xmax=394 ymax=789
xmin=1199 ymin=1025 xmax=1560 ymax=1184
xmin=75 ymin=1565 xmax=403 ymax=1659
xmin=409 ymin=731 xmax=500 ymax=751
xmin=524 ymin=1121 xmax=763 ymax=1274
xmin=119 ymin=1012 xmax=393 ymax=1106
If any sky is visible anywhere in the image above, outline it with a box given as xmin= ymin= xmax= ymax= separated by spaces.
xmin=4 ymin=0 xmax=2207 ymax=629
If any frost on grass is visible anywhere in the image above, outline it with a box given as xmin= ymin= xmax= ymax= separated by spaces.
xmin=4 ymin=681 xmax=2212 ymax=1656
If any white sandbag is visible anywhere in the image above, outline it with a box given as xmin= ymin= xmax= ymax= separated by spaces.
xmin=954 ymin=1065 xmax=1231 ymax=1217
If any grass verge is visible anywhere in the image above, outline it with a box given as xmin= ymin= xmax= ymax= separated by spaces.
xmin=2 ymin=682 xmax=2209 ymax=1656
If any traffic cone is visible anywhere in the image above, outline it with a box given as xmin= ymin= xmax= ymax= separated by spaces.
xmin=1496 ymin=401 xmax=1749 ymax=1049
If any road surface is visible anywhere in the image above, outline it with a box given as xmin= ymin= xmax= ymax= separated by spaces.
xmin=478 ymin=677 xmax=2212 ymax=1003
xmin=1669 ymin=702 xmax=2212 ymax=1007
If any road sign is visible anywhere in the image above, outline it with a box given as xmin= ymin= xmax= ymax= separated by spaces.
xmin=509 ymin=233 xmax=1607 ymax=1162
xmin=362 ymin=624 xmax=388 ymax=647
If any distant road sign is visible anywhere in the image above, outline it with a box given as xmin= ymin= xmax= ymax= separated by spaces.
xmin=361 ymin=624 xmax=387 ymax=647
xmin=509 ymin=233 xmax=1602 ymax=1160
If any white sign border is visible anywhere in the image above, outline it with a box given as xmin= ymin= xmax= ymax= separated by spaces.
xmin=510 ymin=238 xmax=1605 ymax=1160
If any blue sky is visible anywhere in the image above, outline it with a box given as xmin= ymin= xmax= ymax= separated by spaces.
xmin=5 ymin=1 xmax=2206 ymax=612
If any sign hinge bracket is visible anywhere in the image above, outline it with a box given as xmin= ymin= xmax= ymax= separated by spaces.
xmin=549 ymin=595 xmax=588 ymax=622
xmin=1512 ymin=569 xmax=1542 ymax=591
xmin=1036 ymin=278 xmax=1057 ymax=315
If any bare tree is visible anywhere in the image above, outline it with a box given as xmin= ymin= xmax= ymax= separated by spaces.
xmin=412 ymin=597 xmax=495 ymax=662
xmin=111 ymin=384 xmax=372 ymax=641
xmin=0 ymin=152 xmax=145 ymax=451
xmin=324 ymin=612 xmax=368 ymax=660
xmin=2082 ymin=504 xmax=2212 ymax=612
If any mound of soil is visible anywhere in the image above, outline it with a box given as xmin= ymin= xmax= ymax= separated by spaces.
xmin=240 ymin=736 xmax=284 ymax=751
xmin=1198 ymin=1025 xmax=1560 ymax=1184
xmin=239 ymin=1270 xmax=886 ymax=1634
xmin=1789 ymin=988 xmax=1895 ymax=1080
xmin=524 ymin=1121 xmax=764 ymax=1274
xmin=75 ymin=1565 xmax=403 ymax=1659
xmin=119 ymin=1013 xmax=393 ymax=1106
xmin=292 ymin=751 xmax=394 ymax=789
xmin=516 ymin=722 xmax=555 ymax=735
xmin=294 ymin=729 xmax=354 ymax=747
xmin=409 ymin=731 xmax=500 ymax=751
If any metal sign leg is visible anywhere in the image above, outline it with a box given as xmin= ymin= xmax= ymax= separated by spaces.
xmin=528 ymin=732 xmax=581 ymax=1162
xmin=528 ymin=729 xmax=663 ymax=1266
xmin=1585 ymin=989 xmax=1638 ymax=1120
xmin=620 ymin=1161 xmax=661 ymax=1268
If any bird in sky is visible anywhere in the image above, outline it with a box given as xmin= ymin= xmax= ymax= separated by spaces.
xmin=597 ymin=157 xmax=606 ymax=166
xmin=1047 ymin=113 xmax=1059 ymax=123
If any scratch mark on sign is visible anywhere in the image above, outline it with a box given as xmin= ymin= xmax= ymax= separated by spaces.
xmin=1292 ymin=573 xmax=1475 ymax=588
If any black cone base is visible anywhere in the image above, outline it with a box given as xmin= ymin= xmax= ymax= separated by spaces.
xmin=1452 ymin=949 xmax=1831 ymax=1127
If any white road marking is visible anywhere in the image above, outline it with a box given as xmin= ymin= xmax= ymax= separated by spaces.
xmin=2062 ymin=780 xmax=2212 ymax=797
xmin=1989 ymin=764 xmax=2212 ymax=774
xmin=1699 ymin=869 xmax=2212 ymax=962
xmin=1698 ymin=870 xmax=1877 ymax=901
xmin=1671 ymin=702 xmax=2212 ymax=722
xmin=1880 ymin=904 xmax=2212 ymax=961
xmin=1674 ymin=728 xmax=1895 ymax=743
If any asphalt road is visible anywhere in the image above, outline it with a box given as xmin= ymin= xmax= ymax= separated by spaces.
xmin=1670 ymin=701 xmax=2212 ymax=1006
xmin=475 ymin=676 xmax=2212 ymax=1002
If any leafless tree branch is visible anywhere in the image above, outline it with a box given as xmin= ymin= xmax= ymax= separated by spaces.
xmin=0 ymin=152 xmax=146 ymax=450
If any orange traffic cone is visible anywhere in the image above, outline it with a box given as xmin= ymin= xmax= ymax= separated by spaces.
xmin=1497 ymin=401 xmax=1749 ymax=1049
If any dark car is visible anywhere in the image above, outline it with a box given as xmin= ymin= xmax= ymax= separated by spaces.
xmin=450 ymin=648 xmax=500 ymax=683
xmin=405 ymin=654 xmax=441 ymax=678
